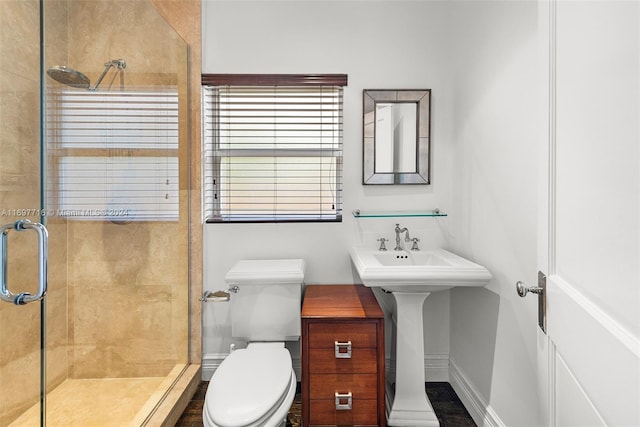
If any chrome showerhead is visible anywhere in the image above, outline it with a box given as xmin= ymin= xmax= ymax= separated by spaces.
xmin=46 ymin=66 xmax=91 ymax=89
xmin=47 ymin=59 xmax=126 ymax=91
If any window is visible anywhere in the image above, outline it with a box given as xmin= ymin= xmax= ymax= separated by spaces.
xmin=46 ymin=88 xmax=179 ymax=222
xmin=202 ymin=74 xmax=347 ymax=222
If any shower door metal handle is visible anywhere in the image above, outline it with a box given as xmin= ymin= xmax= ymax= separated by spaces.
xmin=0 ymin=219 xmax=48 ymax=305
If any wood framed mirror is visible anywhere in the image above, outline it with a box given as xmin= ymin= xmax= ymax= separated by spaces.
xmin=363 ymin=89 xmax=431 ymax=184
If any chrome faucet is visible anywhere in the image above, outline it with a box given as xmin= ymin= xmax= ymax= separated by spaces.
xmin=394 ymin=224 xmax=410 ymax=251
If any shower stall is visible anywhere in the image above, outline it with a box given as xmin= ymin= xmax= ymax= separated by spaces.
xmin=0 ymin=0 xmax=192 ymax=425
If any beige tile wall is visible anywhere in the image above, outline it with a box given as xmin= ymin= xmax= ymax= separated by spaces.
xmin=62 ymin=0 xmax=190 ymax=379
xmin=65 ymin=222 xmax=189 ymax=378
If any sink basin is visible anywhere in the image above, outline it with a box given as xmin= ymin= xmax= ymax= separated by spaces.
xmin=372 ymin=251 xmax=451 ymax=266
xmin=350 ymin=247 xmax=492 ymax=292
xmin=350 ymin=246 xmax=492 ymax=425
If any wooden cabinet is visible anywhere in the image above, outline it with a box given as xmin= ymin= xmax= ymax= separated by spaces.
xmin=302 ymin=285 xmax=386 ymax=427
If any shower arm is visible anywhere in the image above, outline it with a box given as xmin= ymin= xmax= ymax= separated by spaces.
xmin=90 ymin=59 xmax=126 ymax=91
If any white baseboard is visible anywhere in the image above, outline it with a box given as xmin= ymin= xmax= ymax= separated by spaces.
xmin=201 ymin=353 xmax=225 ymax=381
xmin=449 ymin=357 xmax=505 ymax=427
xmin=425 ymin=354 xmax=450 ymax=382
xmin=385 ymin=353 xmax=450 ymax=383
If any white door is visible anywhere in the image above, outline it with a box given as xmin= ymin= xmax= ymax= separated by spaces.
xmin=533 ymin=1 xmax=640 ymax=425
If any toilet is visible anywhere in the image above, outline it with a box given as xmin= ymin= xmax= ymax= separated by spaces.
xmin=203 ymin=259 xmax=305 ymax=427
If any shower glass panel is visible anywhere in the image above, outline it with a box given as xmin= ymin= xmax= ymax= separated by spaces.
xmin=0 ymin=1 xmax=45 ymax=425
xmin=1 ymin=0 xmax=189 ymax=426
xmin=42 ymin=1 xmax=190 ymax=425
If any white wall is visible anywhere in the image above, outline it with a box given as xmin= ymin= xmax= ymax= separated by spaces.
xmin=448 ymin=1 xmax=540 ymax=426
xmin=201 ymin=1 xmax=544 ymax=425
xmin=201 ymin=0 xmax=455 ymax=378
xmin=200 ymin=1 xmax=640 ymax=425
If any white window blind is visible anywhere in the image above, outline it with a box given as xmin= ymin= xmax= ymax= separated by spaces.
xmin=203 ymin=82 xmax=344 ymax=222
xmin=46 ymin=88 xmax=179 ymax=222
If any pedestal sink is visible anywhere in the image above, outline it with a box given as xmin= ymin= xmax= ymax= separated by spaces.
xmin=350 ymin=247 xmax=491 ymax=426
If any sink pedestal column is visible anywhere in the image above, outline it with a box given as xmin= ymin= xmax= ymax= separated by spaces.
xmin=387 ymin=292 xmax=439 ymax=427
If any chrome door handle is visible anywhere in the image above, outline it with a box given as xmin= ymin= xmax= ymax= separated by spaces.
xmin=516 ymin=281 xmax=543 ymax=297
xmin=516 ymin=271 xmax=547 ymax=334
xmin=0 ymin=219 xmax=48 ymax=305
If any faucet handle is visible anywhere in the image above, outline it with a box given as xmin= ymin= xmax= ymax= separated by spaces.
xmin=410 ymin=237 xmax=420 ymax=251
xmin=377 ymin=237 xmax=388 ymax=251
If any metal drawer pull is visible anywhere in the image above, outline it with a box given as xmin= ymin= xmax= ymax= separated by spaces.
xmin=335 ymin=392 xmax=352 ymax=410
xmin=334 ymin=340 xmax=352 ymax=358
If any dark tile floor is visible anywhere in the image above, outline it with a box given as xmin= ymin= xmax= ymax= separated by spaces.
xmin=426 ymin=382 xmax=477 ymax=427
xmin=175 ymin=381 xmax=475 ymax=427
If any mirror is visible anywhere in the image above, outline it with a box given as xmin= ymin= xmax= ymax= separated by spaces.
xmin=363 ymin=89 xmax=430 ymax=184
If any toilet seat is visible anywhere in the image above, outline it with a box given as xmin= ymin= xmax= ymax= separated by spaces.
xmin=203 ymin=342 xmax=295 ymax=427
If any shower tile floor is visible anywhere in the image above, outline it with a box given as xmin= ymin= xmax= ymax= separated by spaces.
xmin=177 ymin=381 xmax=476 ymax=427
xmin=10 ymin=363 xmax=188 ymax=427
xmin=10 ymin=377 xmax=164 ymax=427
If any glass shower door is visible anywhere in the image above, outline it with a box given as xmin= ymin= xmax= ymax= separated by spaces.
xmin=4 ymin=1 xmax=191 ymax=425
xmin=0 ymin=1 xmax=47 ymax=426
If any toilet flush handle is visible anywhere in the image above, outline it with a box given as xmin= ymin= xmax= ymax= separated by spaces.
xmin=200 ymin=290 xmax=229 ymax=302
xmin=200 ymin=286 xmax=239 ymax=302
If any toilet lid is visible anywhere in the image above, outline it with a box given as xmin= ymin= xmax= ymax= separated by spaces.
xmin=207 ymin=345 xmax=292 ymax=427
xmin=225 ymin=259 xmax=305 ymax=285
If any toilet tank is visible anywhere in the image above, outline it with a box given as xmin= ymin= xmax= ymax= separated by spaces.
xmin=225 ymin=259 xmax=305 ymax=341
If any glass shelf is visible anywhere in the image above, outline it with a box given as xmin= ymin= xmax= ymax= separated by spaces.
xmin=352 ymin=209 xmax=447 ymax=218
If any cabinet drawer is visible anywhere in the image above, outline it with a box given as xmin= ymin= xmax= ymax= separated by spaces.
xmin=309 ymin=399 xmax=378 ymax=426
xmin=308 ymin=347 xmax=377 ymax=373
xmin=308 ymin=322 xmax=377 ymax=348
xmin=309 ymin=373 xmax=378 ymax=400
